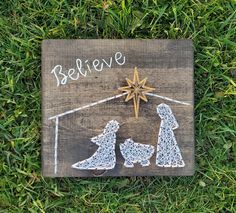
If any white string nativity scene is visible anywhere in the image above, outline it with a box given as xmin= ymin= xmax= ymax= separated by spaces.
xmin=49 ymin=67 xmax=189 ymax=174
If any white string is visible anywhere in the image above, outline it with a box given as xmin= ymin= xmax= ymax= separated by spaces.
xmin=71 ymin=120 xmax=119 ymax=170
xmin=54 ymin=117 xmax=59 ymax=174
xmin=49 ymin=91 xmax=190 ymax=174
xmin=120 ymin=138 xmax=155 ymax=168
xmin=48 ymin=92 xmax=128 ymax=120
xmin=146 ymin=93 xmax=191 ymax=106
xmin=51 ymin=93 xmax=127 ymax=174
xmin=156 ymin=103 xmax=185 ymax=167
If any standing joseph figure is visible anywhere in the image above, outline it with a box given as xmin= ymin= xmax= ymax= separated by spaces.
xmin=156 ymin=103 xmax=185 ymax=167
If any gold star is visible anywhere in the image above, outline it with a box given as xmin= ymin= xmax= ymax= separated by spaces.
xmin=118 ymin=67 xmax=155 ymax=118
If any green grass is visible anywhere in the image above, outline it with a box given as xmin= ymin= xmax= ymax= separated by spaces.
xmin=0 ymin=0 xmax=236 ymax=212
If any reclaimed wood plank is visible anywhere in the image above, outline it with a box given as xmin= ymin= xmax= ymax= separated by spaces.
xmin=41 ymin=39 xmax=194 ymax=177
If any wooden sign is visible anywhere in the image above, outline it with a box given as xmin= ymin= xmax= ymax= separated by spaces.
xmin=41 ymin=39 xmax=194 ymax=177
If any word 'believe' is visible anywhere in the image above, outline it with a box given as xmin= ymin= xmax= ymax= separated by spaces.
xmin=51 ymin=52 xmax=125 ymax=86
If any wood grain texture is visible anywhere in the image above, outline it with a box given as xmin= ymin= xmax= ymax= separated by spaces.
xmin=41 ymin=39 xmax=194 ymax=177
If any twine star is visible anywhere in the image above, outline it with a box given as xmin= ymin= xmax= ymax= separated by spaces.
xmin=118 ymin=67 xmax=155 ymax=118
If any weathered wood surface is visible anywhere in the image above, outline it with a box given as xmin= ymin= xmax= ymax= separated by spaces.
xmin=41 ymin=39 xmax=194 ymax=177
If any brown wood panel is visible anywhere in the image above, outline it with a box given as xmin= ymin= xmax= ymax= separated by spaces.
xmin=41 ymin=39 xmax=194 ymax=177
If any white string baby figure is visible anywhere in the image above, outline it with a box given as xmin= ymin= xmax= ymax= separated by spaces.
xmin=156 ymin=103 xmax=185 ymax=167
xmin=71 ymin=120 xmax=119 ymax=170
